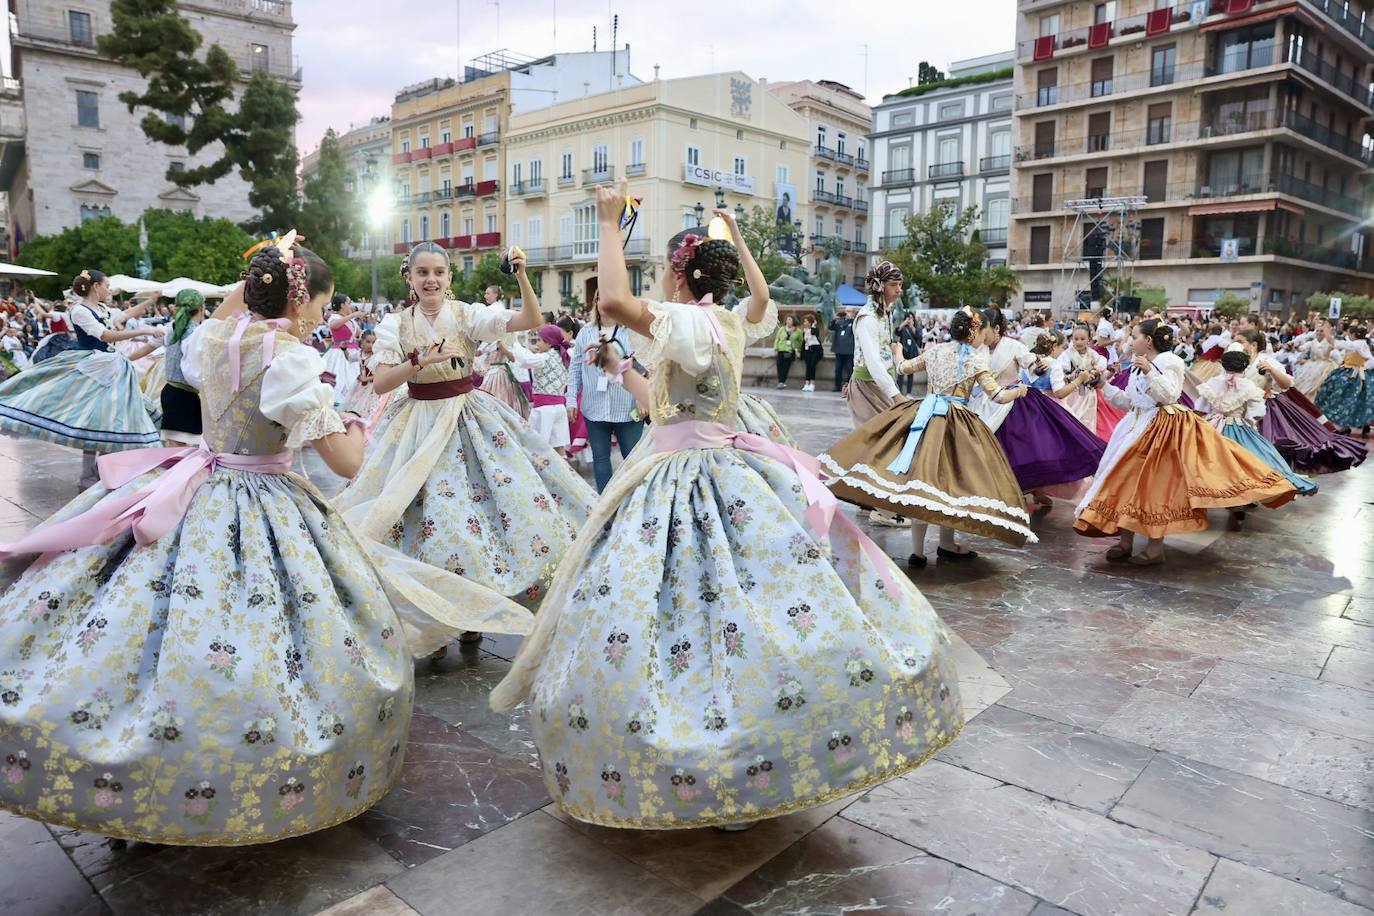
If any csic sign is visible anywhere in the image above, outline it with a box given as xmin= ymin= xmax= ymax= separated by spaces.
xmin=683 ymin=164 xmax=756 ymax=193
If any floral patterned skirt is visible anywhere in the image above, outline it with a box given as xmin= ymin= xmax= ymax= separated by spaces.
xmin=735 ymin=392 xmax=797 ymax=447
xmin=336 ymin=391 xmax=596 ymax=640
xmin=522 ymin=446 xmax=964 ymax=828
xmin=1315 ymin=367 xmax=1374 ymax=430
xmin=0 ymin=466 xmax=413 ymax=845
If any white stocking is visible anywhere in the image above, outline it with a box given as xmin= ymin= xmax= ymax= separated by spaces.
xmin=910 ymin=522 xmax=928 ymax=558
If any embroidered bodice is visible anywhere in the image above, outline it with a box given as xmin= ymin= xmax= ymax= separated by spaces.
xmin=1198 ymin=373 xmax=1265 ymax=426
xmin=371 ymin=301 xmax=514 ymax=383
xmin=905 ymin=342 xmax=1001 ymax=399
xmin=633 ymin=298 xmax=777 ymax=428
xmin=184 ymin=318 xmax=345 ymax=454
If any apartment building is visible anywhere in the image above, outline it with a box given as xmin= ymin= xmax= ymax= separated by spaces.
xmin=387 ymin=49 xmax=639 ymax=271
xmin=870 ymin=52 xmax=1017 ymax=272
xmin=2 ymin=0 xmax=299 ymax=242
xmin=767 ymin=79 xmax=873 ymax=285
xmin=503 ymin=72 xmax=811 ymax=311
xmin=1010 ymin=0 xmax=1374 ymax=315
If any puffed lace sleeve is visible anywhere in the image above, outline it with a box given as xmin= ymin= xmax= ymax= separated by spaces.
xmin=455 ymin=301 xmax=516 ymax=343
xmin=369 ymin=312 xmax=404 ymax=369
xmin=1144 ymin=353 xmax=1185 ymax=405
xmin=733 ymin=296 xmax=778 ymax=345
xmin=70 ymin=305 xmax=109 ymax=340
xmin=261 ymin=342 xmax=346 ymax=449
xmin=631 ymin=299 xmax=716 ymax=374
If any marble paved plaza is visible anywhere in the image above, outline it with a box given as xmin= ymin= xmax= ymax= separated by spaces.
xmin=1 ymin=385 xmax=1372 ymax=916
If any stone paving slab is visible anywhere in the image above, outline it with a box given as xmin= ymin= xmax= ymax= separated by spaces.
xmin=0 ymin=388 xmax=1370 ymax=916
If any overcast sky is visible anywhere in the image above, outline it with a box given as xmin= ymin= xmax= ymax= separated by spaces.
xmin=293 ymin=0 xmax=1017 ymax=154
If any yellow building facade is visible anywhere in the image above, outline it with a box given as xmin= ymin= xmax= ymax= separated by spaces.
xmin=388 ymin=75 xmax=509 ymax=270
xmin=502 ymin=72 xmax=812 ymax=311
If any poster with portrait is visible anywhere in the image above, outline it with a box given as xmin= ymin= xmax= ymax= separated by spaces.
xmin=774 ymin=181 xmax=798 ymax=255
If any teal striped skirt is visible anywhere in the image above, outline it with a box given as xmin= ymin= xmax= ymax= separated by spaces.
xmin=0 ymin=348 xmax=160 ymax=452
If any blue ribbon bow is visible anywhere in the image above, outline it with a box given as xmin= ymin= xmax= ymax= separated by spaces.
xmin=885 ymin=343 xmax=972 ymax=475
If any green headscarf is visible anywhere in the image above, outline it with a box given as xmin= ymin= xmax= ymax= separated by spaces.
xmin=168 ymin=289 xmax=205 ymax=345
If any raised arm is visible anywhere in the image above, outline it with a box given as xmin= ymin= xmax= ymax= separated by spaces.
xmin=596 ymin=180 xmax=653 ymax=336
xmin=712 ymin=207 xmax=769 ymax=325
xmin=505 ymin=251 xmax=542 ymax=332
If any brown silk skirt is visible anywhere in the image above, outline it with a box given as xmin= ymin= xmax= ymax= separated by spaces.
xmin=1074 ymin=407 xmax=1296 ymax=539
xmin=847 ymin=378 xmax=895 ymax=426
xmin=820 ymin=400 xmax=1035 ymax=546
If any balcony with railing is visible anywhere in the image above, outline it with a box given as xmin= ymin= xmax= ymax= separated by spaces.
xmin=855 ymin=156 xmax=870 ymax=172
xmin=1016 ymin=108 xmax=1373 ymax=166
xmin=980 ymin=154 xmax=1011 ymax=173
xmin=815 ymin=146 xmax=837 ymax=162
xmin=979 ymin=227 xmax=1009 ymax=245
xmin=474 ymin=179 xmax=499 ymax=197
xmin=878 ymin=235 xmax=907 ymax=250
xmin=853 ymin=198 xmax=869 ymax=213
xmin=1016 ymin=2 xmax=1200 ymax=60
xmin=929 ymin=161 xmax=965 ymax=179
xmin=511 ymin=178 xmax=547 ymax=197
xmin=810 ymin=235 xmax=854 ymax=251
xmin=582 ymin=165 xmax=614 ymax=184
xmin=853 ymin=240 xmax=869 ymax=253
xmin=626 ymin=161 xmax=647 ymax=176
xmin=557 ymin=173 xmax=575 ymax=187
xmin=1011 ymin=169 xmax=1365 ymax=218
xmin=477 ymin=131 xmax=499 ymax=146
xmin=1282 ymin=46 xmax=1374 ymax=111
xmin=879 ymin=168 xmax=915 ymax=187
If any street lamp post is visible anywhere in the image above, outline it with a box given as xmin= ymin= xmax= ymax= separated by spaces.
xmin=367 ymin=181 xmax=390 ymax=308
xmin=714 ymin=186 xmax=726 ymax=209
xmin=693 ymin=201 xmax=705 ymax=224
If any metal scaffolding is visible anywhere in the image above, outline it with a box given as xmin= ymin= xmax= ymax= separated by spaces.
xmin=1059 ymin=196 xmax=1147 ymax=311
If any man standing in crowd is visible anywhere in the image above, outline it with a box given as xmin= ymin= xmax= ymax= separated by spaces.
xmin=830 ymin=306 xmax=855 ymax=392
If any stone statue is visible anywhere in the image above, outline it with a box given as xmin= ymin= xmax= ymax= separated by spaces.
xmin=768 ymin=269 xmax=825 ymax=306
xmin=815 ymin=238 xmax=845 ymax=292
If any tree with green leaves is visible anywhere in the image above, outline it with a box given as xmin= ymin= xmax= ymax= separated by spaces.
xmin=917 ymin=62 xmax=946 ymax=85
xmin=17 ymin=218 xmax=140 ymax=297
xmin=888 ymin=203 xmax=992 ymax=308
xmin=453 ymin=254 xmax=518 ymax=303
xmin=100 ymin=0 xmax=301 ymax=233
xmin=142 ymin=209 xmax=254 ymax=283
xmin=733 ymin=205 xmax=793 ymax=286
xmin=300 ymin=129 xmax=356 ymax=256
xmin=1212 ymin=292 xmax=1250 ymax=319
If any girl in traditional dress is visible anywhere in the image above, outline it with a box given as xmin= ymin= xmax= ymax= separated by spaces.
xmin=527 ymin=324 xmax=573 ymax=456
xmin=1293 ymin=320 xmax=1339 ymax=398
xmin=475 ymin=339 xmax=533 ymax=419
xmin=342 ymin=330 xmax=385 ymax=421
xmin=0 ymin=271 xmax=161 ymax=486
xmin=1316 ymin=325 xmax=1374 ymax=437
xmin=1196 ymin=350 xmax=1317 ymax=530
xmin=492 ymin=188 xmax=963 ymax=831
xmin=333 ymin=242 xmax=595 ymax=646
xmin=159 ymin=289 xmax=207 ymax=446
xmin=1233 ymin=328 xmax=1365 ymax=474
xmin=29 ymin=299 xmax=77 ymax=364
xmin=1187 ymin=323 xmax=1228 ymax=386
xmin=821 ymin=307 xmax=1033 ymax=568
xmin=1006 ymin=330 xmax=1108 ymax=508
xmin=321 ymin=295 xmax=361 ymax=405
xmin=1058 ymin=323 xmax=1118 ymax=438
xmin=1074 ymin=319 xmax=1296 ymax=566
xmin=0 ymin=241 xmax=414 ymax=845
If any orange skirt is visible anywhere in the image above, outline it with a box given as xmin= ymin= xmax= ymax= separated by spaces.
xmin=1075 ymin=406 xmax=1296 ymax=539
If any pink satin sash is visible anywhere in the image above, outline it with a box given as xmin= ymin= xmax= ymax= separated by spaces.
xmin=0 ymin=445 xmax=293 ymax=557
xmin=651 ymin=420 xmax=899 ymax=592
xmin=228 ymin=313 xmax=293 ymax=392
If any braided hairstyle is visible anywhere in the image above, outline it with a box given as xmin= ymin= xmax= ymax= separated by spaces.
xmin=1137 ymin=318 xmax=1175 ymax=354
xmin=1220 ymin=350 xmax=1251 ymax=374
xmin=1031 ymin=329 xmax=1064 ymax=356
xmin=71 ymin=269 xmax=107 ymax=299
xmin=243 ymin=244 xmax=332 ymax=319
xmin=950 ymin=307 xmax=982 ymax=343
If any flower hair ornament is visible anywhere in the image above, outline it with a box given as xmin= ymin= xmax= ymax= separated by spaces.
xmin=961 ymin=306 xmax=984 ymax=333
xmin=670 ymin=234 xmax=703 ymax=275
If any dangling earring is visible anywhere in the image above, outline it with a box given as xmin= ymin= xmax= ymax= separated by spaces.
xmin=297 ymin=316 xmax=309 ymax=336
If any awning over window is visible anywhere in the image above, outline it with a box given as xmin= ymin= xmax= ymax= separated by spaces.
xmin=1187 ymin=200 xmax=1299 ymax=216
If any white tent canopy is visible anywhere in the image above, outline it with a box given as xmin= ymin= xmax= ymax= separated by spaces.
xmin=106 ymin=274 xmax=163 ymax=294
xmin=106 ymin=275 xmax=236 ymax=298
xmin=0 ymin=261 xmax=57 ymax=278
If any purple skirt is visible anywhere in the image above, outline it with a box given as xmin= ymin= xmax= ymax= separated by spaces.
xmin=1260 ymin=391 xmax=1367 ymax=474
xmin=1113 ymin=368 xmax=1195 ymax=409
xmin=995 ymin=388 xmax=1107 ymax=492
